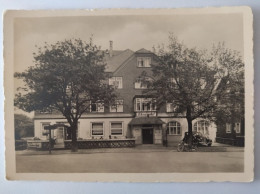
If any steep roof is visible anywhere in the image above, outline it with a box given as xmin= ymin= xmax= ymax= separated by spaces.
xmin=104 ymin=49 xmax=134 ymax=72
xmin=135 ymin=48 xmax=153 ymax=54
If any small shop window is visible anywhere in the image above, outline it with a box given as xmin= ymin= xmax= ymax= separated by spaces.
xmin=110 ymin=122 xmax=123 ymax=136
xmin=91 ymin=123 xmax=104 ymax=136
xmin=167 ymin=121 xmax=181 ymax=135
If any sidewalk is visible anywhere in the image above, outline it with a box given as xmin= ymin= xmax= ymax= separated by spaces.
xmin=16 ymin=143 xmax=244 ymax=156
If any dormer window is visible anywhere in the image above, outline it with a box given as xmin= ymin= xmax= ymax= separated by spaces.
xmin=137 ymin=57 xmax=151 ymax=67
xmin=109 ymin=77 xmax=122 ymax=89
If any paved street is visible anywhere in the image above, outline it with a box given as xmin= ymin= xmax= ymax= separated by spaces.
xmin=16 ymin=146 xmax=244 ymax=173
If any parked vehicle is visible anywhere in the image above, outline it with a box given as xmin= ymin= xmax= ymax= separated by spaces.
xmin=193 ymin=131 xmax=212 ymax=147
xmin=177 ymin=132 xmax=200 ymax=152
xmin=177 ymin=131 xmax=212 ymax=152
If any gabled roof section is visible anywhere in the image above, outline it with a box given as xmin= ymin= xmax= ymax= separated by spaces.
xmin=135 ymin=48 xmax=153 ymax=54
xmin=104 ymin=49 xmax=134 ymax=72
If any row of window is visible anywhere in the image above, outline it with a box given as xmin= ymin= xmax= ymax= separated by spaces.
xmin=90 ymin=100 xmax=123 ymax=113
xmin=226 ymin=123 xmax=241 ymax=134
xmin=42 ymin=120 xmax=220 ymax=137
xmin=90 ymin=98 xmax=179 ymax=113
xmin=41 ymin=122 xmax=124 ymax=137
xmin=92 ymin=122 xmax=123 ymax=136
xmin=109 ymin=76 xmax=180 ymax=90
xmin=166 ymin=120 xmax=210 ymax=135
xmin=109 ymin=76 xmax=153 ymax=89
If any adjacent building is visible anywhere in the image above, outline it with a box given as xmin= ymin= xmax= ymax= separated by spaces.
xmin=34 ymin=41 xmax=217 ymax=147
xmin=215 ymin=77 xmax=245 ymax=146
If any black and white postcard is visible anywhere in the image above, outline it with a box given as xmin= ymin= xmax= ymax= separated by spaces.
xmin=4 ymin=7 xmax=254 ymax=182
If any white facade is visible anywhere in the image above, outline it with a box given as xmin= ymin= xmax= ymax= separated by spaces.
xmin=34 ymin=116 xmax=216 ymax=147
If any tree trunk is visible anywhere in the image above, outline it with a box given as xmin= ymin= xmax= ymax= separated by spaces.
xmin=71 ymin=122 xmax=78 ymax=152
xmin=186 ymin=105 xmax=193 ymax=146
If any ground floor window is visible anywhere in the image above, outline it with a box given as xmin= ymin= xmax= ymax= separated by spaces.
xmin=194 ymin=120 xmax=209 ymax=135
xmin=56 ymin=122 xmax=79 ymax=140
xmin=167 ymin=121 xmax=181 ymax=135
xmin=41 ymin=122 xmax=52 ymax=136
xmin=234 ymin=123 xmax=241 ymax=133
xmin=226 ymin=123 xmax=231 ymax=133
xmin=110 ymin=122 xmax=123 ymax=136
xmin=91 ymin=123 xmax=104 ymax=136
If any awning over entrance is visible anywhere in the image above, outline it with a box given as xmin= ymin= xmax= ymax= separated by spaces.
xmin=129 ymin=117 xmax=165 ymax=125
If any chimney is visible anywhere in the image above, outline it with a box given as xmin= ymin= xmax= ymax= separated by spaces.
xmin=152 ymin=46 xmax=156 ymax=54
xmin=109 ymin=40 xmax=113 ymax=57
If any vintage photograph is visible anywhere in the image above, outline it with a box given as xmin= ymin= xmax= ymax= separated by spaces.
xmin=4 ymin=8 xmax=254 ymax=182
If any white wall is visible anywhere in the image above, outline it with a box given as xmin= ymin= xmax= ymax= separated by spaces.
xmin=34 ymin=118 xmax=133 ymax=140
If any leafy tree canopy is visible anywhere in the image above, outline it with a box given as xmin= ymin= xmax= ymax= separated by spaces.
xmin=14 ymin=114 xmax=34 ymax=140
xmin=149 ymin=34 xmax=244 ymax=137
xmin=14 ymin=38 xmax=116 ymax=151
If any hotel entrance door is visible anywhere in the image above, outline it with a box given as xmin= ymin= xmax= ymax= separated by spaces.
xmin=142 ymin=126 xmax=153 ymax=144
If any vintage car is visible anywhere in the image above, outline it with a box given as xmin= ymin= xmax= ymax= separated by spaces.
xmin=193 ymin=131 xmax=212 ymax=147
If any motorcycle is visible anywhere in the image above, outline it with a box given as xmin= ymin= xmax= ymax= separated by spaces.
xmin=177 ymin=132 xmax=200 ymax=152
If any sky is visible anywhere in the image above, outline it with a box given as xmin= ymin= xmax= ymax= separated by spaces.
xmin=13 ymin=13 xmax=244 ymax=117
xmin=14 ymin=13 xmax=244 ymax=72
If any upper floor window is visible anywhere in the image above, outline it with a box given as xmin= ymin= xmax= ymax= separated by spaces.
xmin=109 ymin=77 xmax=122 ymax=89
xmin=166 ymin=102 xmax=179 ymax=112
xmin=137 ymin=57 xmax=151 ymax=67
xmin=167 ymin=121 xmax=181 ymax=135
xmin=110 ymin=100 xmax=123 ymax=112
xmin=135 ymin=98 xmax=156 ymax=112
xmin=90 ymin=102 xmax=104 ymax=113
xmin=135 ymin=77 xmax=153 ymax=89
xmin=194 ymin=120 xmax=209 ymax=135
xmin=167 ymin=77 xmax=178 ymax=89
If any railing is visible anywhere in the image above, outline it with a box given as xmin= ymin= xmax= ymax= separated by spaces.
xmin=64 ymin=139 xmax=135 ymax=149
xmin=15 ymin=140 xmax=27 ymax=150
xmin=216 ymin=137 xmax=244 ymax=147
